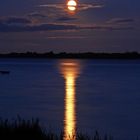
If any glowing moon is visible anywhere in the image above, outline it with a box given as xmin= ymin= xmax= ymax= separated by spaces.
xmin=67 ymin=0 xmax=77 ymax=7
xmin=67 ymin=0 xmax=77 ymax=12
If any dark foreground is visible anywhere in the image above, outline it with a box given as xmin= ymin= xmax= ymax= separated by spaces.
xmin=0 ymin=118 xmax=114 ymax=140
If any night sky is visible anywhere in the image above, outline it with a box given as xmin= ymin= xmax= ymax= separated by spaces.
xmin=0 ymin=0 xmax=140 ymax=53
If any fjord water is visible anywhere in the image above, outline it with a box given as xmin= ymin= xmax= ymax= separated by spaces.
xmin=0 ymin=59 xmax=140 ymax=140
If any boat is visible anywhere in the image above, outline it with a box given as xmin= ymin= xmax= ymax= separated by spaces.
xmin=0 ymin=71 xmax=10 ymax=74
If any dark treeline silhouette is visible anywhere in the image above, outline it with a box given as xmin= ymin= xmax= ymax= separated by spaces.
xmin=0 ymin=52 xmax=140 ymax=59
xmin=0 ymin=117 xmax=114 ymax=140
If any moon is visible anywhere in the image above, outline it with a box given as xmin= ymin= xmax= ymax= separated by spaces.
xmin=67 ymin=0 xmax=77 ymax=12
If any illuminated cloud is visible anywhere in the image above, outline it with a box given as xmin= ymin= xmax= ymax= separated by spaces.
xmin=39 ymin=3 xmax=103 ymax=11
xmin=37 ymin=3 xmax=104 ymax=22
xmin=78 ymin=3 xmax=103 ymax=11
xmin=107 ymin=18 xmax=135 ymax=24
xmin=39 ymin=4 xmax=64 ymax=9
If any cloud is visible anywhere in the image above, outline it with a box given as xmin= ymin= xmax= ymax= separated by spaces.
xmin=0 ymin=21 xmax=134 ymax=33
xmin=28 ymin=12 xmax=47 ymax=18
xmin=0 ymin=22 xmax=78 ymax=32
xmin=80 ymin=25 xmax=134 ymax=31
xmin=78 ymin=3 xmax=103 ymax=11
xmin=57 ymin=16 xmax=77 ymax=21
xmin=39 ymin=3 xmax=103 ymax=11
xmin=107 ymin=18 xmax=134 ymax=24
xmin=39 ymin=4 xmax=64 ymax=9
xmin=46 ymin=36 xmax=87 ymax=39
xmin=0 ymin=16 xmax=134 ymax=32
xmin=37 ymin=3 xmax=104 ymax=21
xmin=0 ymin=17 xmax=31 ymax=25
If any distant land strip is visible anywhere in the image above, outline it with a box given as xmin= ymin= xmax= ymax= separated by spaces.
xmin=0 ymin=52 xmax=140 ymax=59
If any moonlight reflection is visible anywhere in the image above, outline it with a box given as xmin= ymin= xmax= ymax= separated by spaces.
xmin=59 ymin=60 xmax=81 ymax=140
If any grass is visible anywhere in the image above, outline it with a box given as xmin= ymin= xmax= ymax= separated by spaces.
xmin=0 ymin=117 xmax=113 ymax=140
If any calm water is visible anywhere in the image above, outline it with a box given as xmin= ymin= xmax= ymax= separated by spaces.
xmin=0 ymin=58 xmax=140 ymax=140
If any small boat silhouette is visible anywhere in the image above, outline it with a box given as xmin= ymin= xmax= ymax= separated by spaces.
xmin=0 ymin=71 xmax=10 ymax=74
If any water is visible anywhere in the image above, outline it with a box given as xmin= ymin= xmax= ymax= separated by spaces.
xmin=0 ymin=58 xmax=140 ymax=140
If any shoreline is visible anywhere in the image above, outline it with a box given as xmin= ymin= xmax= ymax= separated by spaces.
xmin=0 ymin=52 xmax=140 ymax=59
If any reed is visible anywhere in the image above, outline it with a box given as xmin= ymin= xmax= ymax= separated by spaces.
xmin=0 ymin=117 xmax=116 ymax=140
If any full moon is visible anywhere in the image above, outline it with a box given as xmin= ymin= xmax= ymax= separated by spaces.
xmin=67 ymin=0 xmax=77 ymax=12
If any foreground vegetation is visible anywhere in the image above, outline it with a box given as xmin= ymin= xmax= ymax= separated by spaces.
xmin=0 ymin=117 xmax=114 ymax=140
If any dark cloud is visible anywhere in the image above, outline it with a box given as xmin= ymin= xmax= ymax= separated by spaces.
xmin=57 ymin=16 xmax=77 ymax=21
xmin=0 ymin=23 xmax=78 ymax=32
xmin=107 ymin=18 xmax=134 ymax=24
xmin=28 ymin=12 xmax=47 ymax=18
xmin=0 ymin=16 xmax=134 ymax=32
xmin=0 ymin=21 xmax=134 ymax=32
xmin=0 ymin=17 xmax=31 ymax=25
xmin=46 ymin=36 xmax=87 ymax=39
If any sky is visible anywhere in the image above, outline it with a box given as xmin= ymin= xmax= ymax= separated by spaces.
xmin=0 ymin=0 xmax=140 ymax=53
